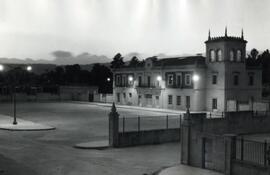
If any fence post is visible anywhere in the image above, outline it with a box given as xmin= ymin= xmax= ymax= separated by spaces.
xmin=166 ymin=115 xmax=169 ymax=129
xmin=138 ymin=116 xmax=140 ymax=132
xmin=241 ymin=137 xmax=244 ymax=161
xmin=264 ymin=140 xmax=267 ymax=166
xmin=224 ymin=134 xmax=237 ymax=175
xmin=123 ymin=116 xmax=125 ymax=133
xmin=179 ymin=114 xmax=182 ymax=128
xmin=109 ymin=102 xmax=119 ymax=147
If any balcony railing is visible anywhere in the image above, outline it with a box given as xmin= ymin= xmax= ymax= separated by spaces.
xmin=136 ymin=84 xmax=161 ymax=89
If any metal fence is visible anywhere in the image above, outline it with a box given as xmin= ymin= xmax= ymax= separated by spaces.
xmin=253 ymin=111 xmax=270 ymax=117
xmin=235 ymin=138 xmax=268 ymax=166
xmin=118 ymin=114 xmax=182 ymax=133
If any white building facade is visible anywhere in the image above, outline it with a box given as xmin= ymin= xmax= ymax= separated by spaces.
xmin=113 ymin=31 xmax=262 ymax=112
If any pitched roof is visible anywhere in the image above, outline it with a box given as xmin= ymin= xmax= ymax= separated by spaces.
xmin=154 ymin=56 xmax=206 ymax=66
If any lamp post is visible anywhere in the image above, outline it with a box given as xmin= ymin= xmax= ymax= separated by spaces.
xmin=0 ymin=64 xmax=32 ymax=125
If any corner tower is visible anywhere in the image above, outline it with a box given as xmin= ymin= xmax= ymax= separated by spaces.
xmin=205 ymin=28 xmax=248 ymax=112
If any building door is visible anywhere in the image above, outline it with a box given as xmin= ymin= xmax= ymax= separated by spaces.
xmin=154 ymin=96 xmax=160 ymax=108
xmin=88 ymin=93 xmax=94 ymax=102
xmin=145 ymin=94 xmax=152 ymax=107
xmin=203 ymin=138 xmax=213 ymax=170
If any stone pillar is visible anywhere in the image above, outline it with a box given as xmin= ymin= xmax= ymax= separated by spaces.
xmin=109 ymin=102 xmax=119 ymax=147
xmin=181 ymin=108 xmax=191 ymax=165
xmin=224 ymin=134 xmax=236 ymax=175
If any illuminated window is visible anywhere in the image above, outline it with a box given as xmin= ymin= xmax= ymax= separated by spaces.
xmin=230 ymin=50 xmax=235 ymax=61
xmin=217 ymin=49 xmax=222 ymax=61
xmin=237 ymin=50 xmax=242 ymax=62
xmin=210 ymin=50 xmax=216 ymax=62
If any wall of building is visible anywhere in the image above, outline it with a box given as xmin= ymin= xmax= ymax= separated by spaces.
xmin=232 ymin=160 xmax=268 ymax=175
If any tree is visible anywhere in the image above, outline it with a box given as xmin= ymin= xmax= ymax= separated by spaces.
xmin=111 ymin=53 xmax=124 ymax=68
xmin=250 ymin=48 xmax=259 ymax=60
xmin=129 ymin=56 xmax=140 ymax=67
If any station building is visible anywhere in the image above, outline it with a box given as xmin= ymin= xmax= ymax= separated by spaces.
xmin=113 ymin=30 xmax=262 ymax=112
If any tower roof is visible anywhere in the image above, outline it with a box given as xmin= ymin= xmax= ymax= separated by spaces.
xmin=205 ymin=28 xmax=247 ymax=43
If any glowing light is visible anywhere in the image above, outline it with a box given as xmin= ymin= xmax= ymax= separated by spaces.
xmin=157 ymin=75 xmax=162 ymax=81
xmin=0 ymin=65 xmax=4 ymax=71
xmin=26 ymin=66 xmax=32 ymax=71
xmin=128 ymin=76 xmax=133 ymax=81
xmin=107 ymin=77 xmax=111 ymax=82
xmin=192 ymin=74 xmax=199 ymax=81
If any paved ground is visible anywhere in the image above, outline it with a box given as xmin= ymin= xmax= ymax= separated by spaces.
xmin=158 ymin=165 xmax=222 ymax=175
xmin=0 ymin=114 xmax=55 ymax=131
xmin=0 ymin=102 xmax=181 ymax=175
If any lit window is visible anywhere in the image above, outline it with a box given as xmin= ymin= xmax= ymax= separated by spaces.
xmin=237 ymin=50 xmax=242 ymax=62
xmin=210 ymin=50 xmax=216 ymax=62
xmin=217 ymin=49 xmax=222 ymax=61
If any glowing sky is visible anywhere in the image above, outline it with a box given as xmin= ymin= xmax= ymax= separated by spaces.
xmin=0 ymin=0 xmax=270 ymax=60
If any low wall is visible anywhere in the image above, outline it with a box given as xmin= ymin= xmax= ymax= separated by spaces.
xmin=232 ymin=160 xmax=268 ymax=175
xmin=117 ymin=128 xmax=180 ymax=147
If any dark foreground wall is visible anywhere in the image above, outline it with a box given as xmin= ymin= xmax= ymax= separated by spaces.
xmin=117 ymin=128 xmax=180 ymax=147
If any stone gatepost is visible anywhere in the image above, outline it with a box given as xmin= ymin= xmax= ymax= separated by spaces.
xmin=224 ymin=134 xmax=237 ymax=175
xmin=109 ymin=102 xmax=119 ymax=147
xmin=181 ymin=108 xmax=191 ymax=165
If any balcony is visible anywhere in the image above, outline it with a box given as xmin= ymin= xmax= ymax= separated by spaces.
xmin=135 ymin=83 xmax=163 ymax=95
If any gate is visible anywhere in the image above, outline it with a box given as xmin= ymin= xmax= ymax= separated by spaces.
xmin=203 ymin=138 xmax=213 ymax=170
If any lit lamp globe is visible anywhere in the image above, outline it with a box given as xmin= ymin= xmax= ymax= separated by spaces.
xmin=107 ymin=77 xmax=111 ymax=82
xmin=192 ymin=74 xmax=199 ymax=81
xmin=128 ymin=76 xmax=133 ymax=81
xmin=157 ymin=76 xmax=162 ymax=81
xmin=26 ymin=65 xmax=32 ymax=71
xmin=0 ymin=65 xmax=4 ymax=71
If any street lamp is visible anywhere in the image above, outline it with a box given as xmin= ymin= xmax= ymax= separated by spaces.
xmin=0 ymin=64 xmax=32 ymax=125
xmin=192 ymin=74 xmax=199 ymax=81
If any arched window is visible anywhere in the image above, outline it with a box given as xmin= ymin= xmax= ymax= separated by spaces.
xmin=217 ymin=49 xmax=222 ymax=61
xmin=210 ymin=50 xmax=216 ymax=62
xmin=230 ymin=50 xmax=235 ymax=61
xmin=237 ymin=50 xmax=242 ymax=62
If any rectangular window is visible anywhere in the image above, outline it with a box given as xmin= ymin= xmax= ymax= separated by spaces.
xmin=129 ymin=93 xmax=132 ymax=98
xmin=122 ymin=75 xmax=126 ymax=86
xmin=177 ymin=96 xmax=181 ymax=106
xmin=147 ymin=76 xmax=151 ymax=87
xmin=249 ymin=75 xmax=254 ymax=86
xmin=168 ymin=95 xmax=173 ymax=105
xmin=123 ymin=93 xmax=126 ymax=98
xmin=145 ymin=94 xmax=152 ymax=98
xmin=212 ymin=98 xmax=217 ymax=110
xmin=167 ymin=74 xmax=174 ymax=86
xmin=233 ymin=75 xmax=239 ymax=85
xmin=176 ymin=75 xmax=182 ymax=87
xmin=116 ymin=75 xmax=121 ymax=86
xmin=117 ymin=93 xmax=120 ymax=102
xmin=186 ymin=96 xmax=190 ymax=108
xmin=212 ymin=75 xmax=217 ymax=84
xmin=185 ymin=74 xmax=191 ymax=86
xmin=138 ymin=76 xmax=142 ymax=87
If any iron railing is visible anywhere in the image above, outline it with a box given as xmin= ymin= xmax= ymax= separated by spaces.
xmin=119 ymin=114 xmax=182 ymax=133
xmin=235 ymin=138 xmax=268 ymax=166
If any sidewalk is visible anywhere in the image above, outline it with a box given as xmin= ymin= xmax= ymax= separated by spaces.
xmin=158 ymin=164 xmax=223 ymax=175
xmin=0 ymin=114 xmax=55 ymax=131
